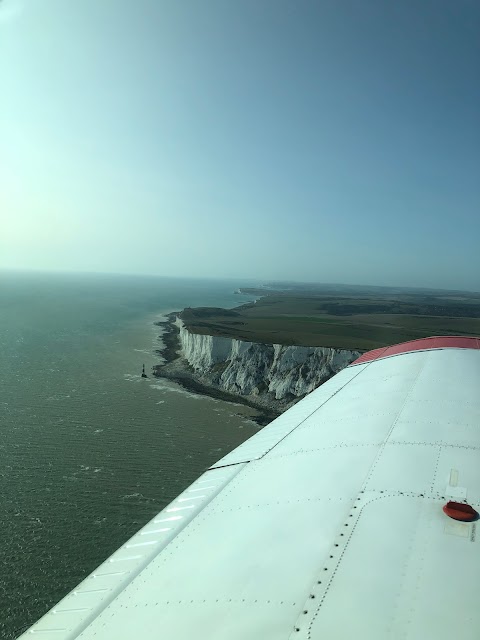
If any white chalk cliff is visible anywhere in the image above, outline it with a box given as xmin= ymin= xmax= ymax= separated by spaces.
xmin=176 ymin=319 xmax=360 ymax=409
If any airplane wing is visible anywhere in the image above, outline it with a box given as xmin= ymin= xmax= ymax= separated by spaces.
xmin=19 ymin=336 xmax=480 ymax=639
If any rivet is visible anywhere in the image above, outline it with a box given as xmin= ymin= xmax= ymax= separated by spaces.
xmin=303 ymin=610 xmax=308 ymax=614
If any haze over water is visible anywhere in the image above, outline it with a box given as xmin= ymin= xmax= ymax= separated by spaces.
xmin=0 ymin=271 xmax=259 ymax=639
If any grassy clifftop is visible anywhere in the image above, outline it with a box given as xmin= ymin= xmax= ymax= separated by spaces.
xmin=179 ymin=286 xmax=480 ymax=351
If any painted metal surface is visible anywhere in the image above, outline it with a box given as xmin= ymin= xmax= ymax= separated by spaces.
xmin=19 ymin=343 xmax=480 ymax=639
xmin=352 ymin=335 xmax=480 ymax=365
xmin=18 ymin=465 xmax=244 ymax=640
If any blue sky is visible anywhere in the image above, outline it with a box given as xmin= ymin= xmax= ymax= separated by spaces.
xmin=1 ymin=0 xmax=479 ymax=290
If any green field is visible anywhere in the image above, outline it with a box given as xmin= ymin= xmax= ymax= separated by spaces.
xmin=180 ymin=285 xmax=480 ymax=350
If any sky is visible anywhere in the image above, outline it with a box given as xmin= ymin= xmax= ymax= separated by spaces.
xmin=1 ymin=0 xmax=479 ymax=290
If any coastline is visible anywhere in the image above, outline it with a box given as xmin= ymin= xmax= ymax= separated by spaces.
xmin=153 ymin=314 xmax=280 ymax=427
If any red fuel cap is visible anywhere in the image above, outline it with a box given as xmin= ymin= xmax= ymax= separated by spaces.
xmin=443 ymin=501 xmax=478 ymax=522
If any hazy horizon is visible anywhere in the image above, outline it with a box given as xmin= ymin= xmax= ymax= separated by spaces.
xmin=2 ymin=1 xmax=479 ymax=291
xmin=3 ymin=266 xmax=479 ymax=295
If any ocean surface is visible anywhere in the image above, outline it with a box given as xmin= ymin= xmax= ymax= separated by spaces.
xmin=0 ymin=271 xmax=260 ymax=639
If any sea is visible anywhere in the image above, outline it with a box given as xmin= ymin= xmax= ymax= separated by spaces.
xmin=0 ymin=271 xmax=261 ymax=639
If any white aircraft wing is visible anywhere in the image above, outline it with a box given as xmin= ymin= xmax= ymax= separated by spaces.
xmin=19 ymin=336 xmax=480 ymax=639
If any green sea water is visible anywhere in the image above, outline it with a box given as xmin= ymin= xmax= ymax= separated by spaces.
xmin=0 ymin=271 xmax=260 ymax=638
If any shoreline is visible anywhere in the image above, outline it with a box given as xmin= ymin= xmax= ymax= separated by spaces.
xmin=152 ymin=314 xmax=280 ymax=427
xmin=154 ymin=313 xmax=180 ymax=363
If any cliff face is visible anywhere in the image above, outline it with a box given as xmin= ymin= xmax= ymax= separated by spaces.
xmin=176 ymin=319 xmax=360 ymax=409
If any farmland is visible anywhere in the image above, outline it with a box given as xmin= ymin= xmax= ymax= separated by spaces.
xmin=180 ymin=284 xmax=480 ymax=350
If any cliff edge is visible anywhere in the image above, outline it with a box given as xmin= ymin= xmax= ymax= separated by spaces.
xmin=153 ymin=314 xmax=360 ymax=423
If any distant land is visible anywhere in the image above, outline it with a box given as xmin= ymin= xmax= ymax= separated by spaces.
xmin=179 ymin=283 xmax=480 ymax=351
